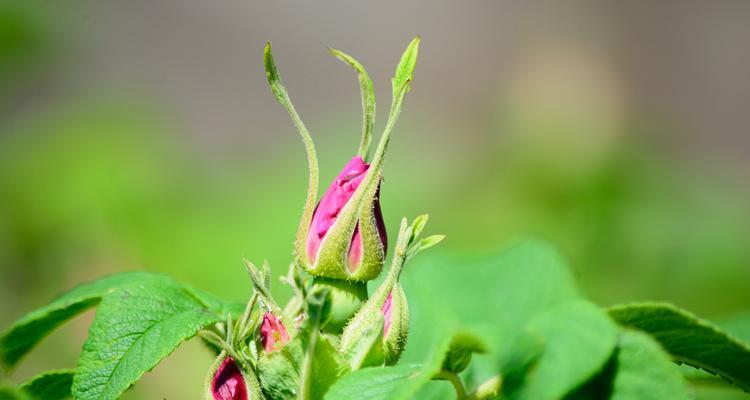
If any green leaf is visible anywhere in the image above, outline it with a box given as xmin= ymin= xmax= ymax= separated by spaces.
xmin=510 ymin=300 xmax=618 ymax=400
xmin=324 ymin=364 xmax=422 ymax=400
xmin=392 ymin=37 xmax=420 ymax=96
xmin=609 ymin=302 xmax=750 ymax=392
xmin=397 ymin=239 xmax=580 ymax=397
xmin=329 ymin=47 xmax=376 ymax=160
xmin=0 ymin=272 xmax=158 ymax=370
xmin=610 ymin=331 xmax=689 ymax=400
xmin=402 ymin=239 xmax=579 ymax=349
xmin=309 ymin=335 xmax=349 ymax=399
xmin=20 ymin=369 xmax=74 ymax=400
xmin=566 ymin=330 xmax=689 ymax=400
xmin=71 ymin=275 xmax=224 ymax=400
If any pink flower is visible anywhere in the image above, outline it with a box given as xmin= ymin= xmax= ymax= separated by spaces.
xmin=306 ymin=155 xmax=387 ymax=271
xmin=211 ymin=357 xmax=247 ymax=400
xmin=260 ymin=312 xmax=290 ymax=352
xmin=382 ymin=291 xmax=393 ymax=337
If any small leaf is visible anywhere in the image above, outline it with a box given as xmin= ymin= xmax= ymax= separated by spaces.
xmin=392 ymin=37 xmax=421 ymax=96
xmin=324 ymin=364 xmax=422 ymax=400
xmin=71 ymin=275 xmax=224 ymax=400
xmin=609 ymin=302 xmax=750 ymax=392
xmin=415 ymin=235 xmax=445 ymax=253
xmin=0 ymin=272 xmax=158 ymax=370
xmin=19 ymin=369 xmax=74 ymax=400
xmin=409 ymin=214 xmax=429 ymax=241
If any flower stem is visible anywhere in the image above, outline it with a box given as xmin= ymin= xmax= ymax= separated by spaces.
xmin=435 ymin=371 xmax=467 ymax=400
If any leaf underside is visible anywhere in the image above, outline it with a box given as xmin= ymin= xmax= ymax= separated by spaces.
xmin=609 ymin=302 xmax=750 ymax=393
xmin=20 ymin=369 xmax=75 ymax=400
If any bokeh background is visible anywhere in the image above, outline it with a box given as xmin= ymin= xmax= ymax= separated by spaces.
xmin=1 ymin=1 xmax=749 ymax=398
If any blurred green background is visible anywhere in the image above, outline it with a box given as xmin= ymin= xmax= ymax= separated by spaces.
xmin=1 ymin=1 xmax=749 ymax=398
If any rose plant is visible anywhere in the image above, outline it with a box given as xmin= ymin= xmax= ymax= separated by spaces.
xmin=2 ymin=38 xmax=750 ymax=400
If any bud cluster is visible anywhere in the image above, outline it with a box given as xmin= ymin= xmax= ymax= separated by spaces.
xmin=203 ymin=37 xmax=444 ymax=400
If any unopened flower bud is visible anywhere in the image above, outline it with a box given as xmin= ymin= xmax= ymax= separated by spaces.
xmin=260 ymin=312 xmax=290 ymax=352
xmin=209 ymin=356 xmax=248 ymax=400
xmin=340 ymin=215 xmax=440 ymax=370
xmin=302 ymin=156 xmax=387 ymax=280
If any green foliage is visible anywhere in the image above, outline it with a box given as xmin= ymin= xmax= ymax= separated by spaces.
xmin=2 ymin=36 xmax=750 ymax=400
xmin=2 ymin=239 xmax=750 ymax=399
xmin=0 ymin=272 xmax=157 ymax=370
xmin=19 ymin=369 xmax=74 ymax=400
xmin=512 ymin=301 xmax=618 ymax=400
xmin=71 ymin=275 xmax=226 ymax=400
xmin=324 ymin=364 xmax=423 ymax=400
xmin=610 ymin=303 xmax=750 ymax=392
xmin=608 ymin=331 xmax=689 ymax=400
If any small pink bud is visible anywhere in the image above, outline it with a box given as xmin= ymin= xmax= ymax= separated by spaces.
xmin=260 ymin=312 xmax=290 ymax=352
xmin=306 ymin=156 xmax=387 ymax=272
xmin=211 ymin=357 xmax=248 ymax=400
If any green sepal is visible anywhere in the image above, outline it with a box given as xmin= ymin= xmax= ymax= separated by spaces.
xmin=308 ymin=181 xmax=386 ymax=281
xmin=383 ymin=284 xmax=410 ymax=365
xmin=329 ymin=47 xmax=376 ymax=161
xmin=264 ymin=42 xmax=320 ymax=281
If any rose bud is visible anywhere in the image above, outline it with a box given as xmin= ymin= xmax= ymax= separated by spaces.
xmin=340 ymin=215 xmax=442 ymax=369
xmin=207 ymin=356 xmax=249 ymax=400
xmin=267 ymin=38 xmax=419 ymax=282
xmin=301 ymin=155 xmax=387 ymax=281
xmin=260 ymin=312 xmax=290 ymax=352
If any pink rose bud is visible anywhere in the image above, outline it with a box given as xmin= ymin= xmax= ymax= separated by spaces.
xmin=305 ymin=156 xmax=387 ymax=274
xmin=260 ymin=312 xmax=290 ymax=352
xmin=382 ymin=286 xmax=409 ymax=365
xmin=211 ymin=357 xmax=248 ymax=400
